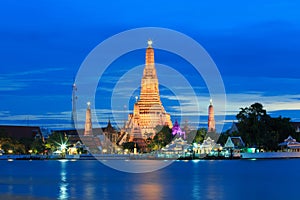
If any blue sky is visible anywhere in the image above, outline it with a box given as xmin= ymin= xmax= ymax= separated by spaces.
xmin=0 ymin=0 xmax=300 ymax=131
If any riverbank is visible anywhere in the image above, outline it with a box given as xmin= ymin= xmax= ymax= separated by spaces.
xmin=2 ymin=151 xmax=300 ymax=161
xmin=241 ymin=152 xmax=300 ymax=159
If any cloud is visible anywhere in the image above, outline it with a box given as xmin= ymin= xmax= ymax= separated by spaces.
xmin=226 ymin=93 xmax=300 ymax=112
xmin=158 ymin=85 xmax=300 ymax=123
xmin=0 ymin=112 xmax=71 ymax=122
xmin=4 ymin=68 xmax=65 ymax=77
xmin=0 ymin=67 xmax=66 ymax=91
xmin=0 ymin=111 xmax=10 ymax=116
xmin=0 ymin=77 xmax=29 ymax=91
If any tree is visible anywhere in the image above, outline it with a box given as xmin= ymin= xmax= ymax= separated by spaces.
xmin=31 ymin=139 xmax=45 ymax=154
xmin=153 ymin=125 xmax=173 ymax=147
xmin=14 ymin=143 xmax=26 ymax=154
xmin=0 ymin=137 xmax=14 ymax=153
xmin=122 ymin=142 xmax=138 ymax=152
xmin=236 ymin=103 xmax=295 ymax=150
xmin=20 ymin=138 xmax=34 ymax=152
xmin=236 ymin=103 xmax=269 ymax=147
xmin=146 ymin=125 xmax=173 ymax=151
xmin=0 ymin=129 xmax=45 ymax=154
xmin=45 ymin=132 xmax=68 ymax=152
xmin=187 ymin=128 xmax=207 ymax=144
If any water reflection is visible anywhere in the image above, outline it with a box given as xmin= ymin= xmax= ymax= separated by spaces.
xmin=1 ymin=160 xmax=300 ymax=199
xmin=83 ymin=173 xmax=96 ymax=200
xmin=205 ymin=176 xmax=223 ymax=200
xmin=191 ymin=161 xmax=225 ymax=200
xmin=137 ymin=183 xmax=162 ymax=200
xmin=134 ymin=172 xmax=165 ymax=200
xmin=103 ymin=160 xmax=174 ymax=173
xmin=192 ymin=171 xmax=200 ymax=199
xmin=58 ymin=160 xmax=69 ymax=200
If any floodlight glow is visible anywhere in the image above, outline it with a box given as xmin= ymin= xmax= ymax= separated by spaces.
xmin=60 ymin=144 xmax=67 ymax=150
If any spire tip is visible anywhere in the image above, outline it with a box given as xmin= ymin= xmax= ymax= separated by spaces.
xmin=147 ymin=39 xmax=153 ymax=47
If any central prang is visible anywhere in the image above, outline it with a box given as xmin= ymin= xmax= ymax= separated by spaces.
xmin=118 ymin=40 xmax=173 ymax=148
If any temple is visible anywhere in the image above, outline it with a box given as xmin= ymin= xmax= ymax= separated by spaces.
xmin=81 ymin=102 xmax=102 ymax=153
xmin=208 ymin=99 xmax=216 ymax=132
xmin=84 ymin=102 xmax=92 ymax=136
xmin=123 ymin=40 xmax=173 ymax=141
xmin=172 ymin=120 xmax=186 ymax=139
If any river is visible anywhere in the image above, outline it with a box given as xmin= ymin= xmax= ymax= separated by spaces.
xmin=0 ymin=159 xmax=299 ymax=200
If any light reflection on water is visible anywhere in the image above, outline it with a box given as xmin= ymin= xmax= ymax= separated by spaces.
xmin=134 ymin=172 xmax=165 ymax=200
xmin=1 ymin=159 xmax=300 ymax=199
xmin=190 ymin=160 xmax=224 ymax=200
xmin=83 ymin=172 xmax=96 ymax=200
xmin=192 ymin=162 xmax=200 ymax=200
xmin=136 ymin=183 xmax=163 ymax=200
xmin=59 ymin=161 xmax=69 ymax=200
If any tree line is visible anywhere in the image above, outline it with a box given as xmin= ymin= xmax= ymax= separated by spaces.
xmin=218 ymin=103 xmax=297 ymax=151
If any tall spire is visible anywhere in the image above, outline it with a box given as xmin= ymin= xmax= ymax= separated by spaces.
xmin=143 ymin=40 xmax=156 ymax=78
xmin=208 ymin=99 xmax=216 ymax=132
xmin=124 ymin=40 xmax=173 ymax=142
xmin=147 ymin=39 xmax=153 ymax=48
xmin=140 ymin=40 xmax=160 ymax=103
xmin=84 ymin=102 xmax=92 ymax=136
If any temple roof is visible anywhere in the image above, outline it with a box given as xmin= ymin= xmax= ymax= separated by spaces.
xmin=279 ymin=135 xmax=300 ymax=148
xmin=225 ymin=136 xmax=245 ymax=148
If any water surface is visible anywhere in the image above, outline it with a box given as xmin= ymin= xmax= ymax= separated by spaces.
xmin=0 ymin=159 xmax=299 ymax=200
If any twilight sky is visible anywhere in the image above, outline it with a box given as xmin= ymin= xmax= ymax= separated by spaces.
xmin=0 ymin=0 xmax=300 ymax=132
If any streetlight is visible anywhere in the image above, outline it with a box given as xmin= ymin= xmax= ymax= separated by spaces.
xmin=60 ymin=144 xmax=67 ymax=151
xmin=59 ymin=143 xmax=68 ymax=158
xmin=117 ymin=147 xmax=122 ymax=154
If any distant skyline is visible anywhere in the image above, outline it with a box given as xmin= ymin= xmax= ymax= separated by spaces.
xmin=1 ymin=1 xmax=300 ymax=131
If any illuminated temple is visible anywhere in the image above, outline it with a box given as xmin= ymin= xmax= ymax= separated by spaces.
xmin=208 ymin=99 xmax=216 ymax=132
xmin=123 ymin=40 xmax=173 ymax=141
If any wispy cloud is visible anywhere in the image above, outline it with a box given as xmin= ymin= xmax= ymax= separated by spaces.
xmin=0 ymin=77 xmax=28 ymax=91
xmin=226 ymin=93 xmax=300 ymax=113
xmin=0 ymin=110 xmax=10 ymax=117
xmin=0 ymin=67 xmax=66 ymax=91
xmin=7 ymin=68 xmax=65 ymax=76
xmin=0 ymin=111 xmax=71 ymax=122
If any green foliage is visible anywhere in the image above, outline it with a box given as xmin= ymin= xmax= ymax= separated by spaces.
xmin=185 ymin=128 xmax=208 ymax=144
xmin=0 ymin=137 xmax=27 ymax=154
xmin=45 ymin=132 xmax=68 ymax=152
xmin=122 ymin=142 xmax=138 ymax=152
xmin=31 ymin=139 xmax=45 ymax=154
xmin=154 ymin=125 xmax=173 ymax=146
xmin=147 ymin=125 xmax=173 ymax=151
xmin=236 ymin=102 xmax=295 ymax=150
xmin=20 ymin=138 xmax=34 ymax=151
xmin=14 ymin=143 xmax=26 ymax=154
xmin=0 ymin=137 xmax=14 ymax=152
xmin=0 ymin=129 xmax=45 ymax=154
xmin=154 ymin=125 xmax=173 ymax=144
